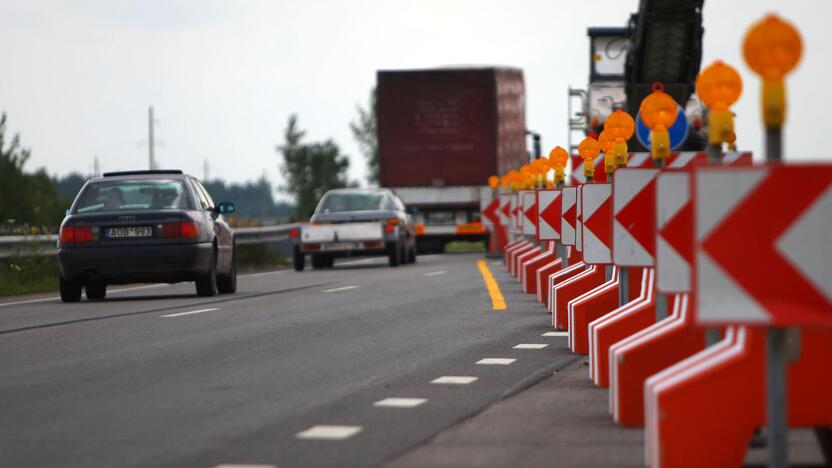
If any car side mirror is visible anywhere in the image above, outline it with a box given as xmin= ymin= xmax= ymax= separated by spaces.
xmin=217 ymin=202 xmax=236 ymax=215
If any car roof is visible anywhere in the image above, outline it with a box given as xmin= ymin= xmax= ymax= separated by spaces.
xmin=324 ymin=187 xmax=392 ymax=195
xmin=88 ymin=170 xmax=191 ymax=183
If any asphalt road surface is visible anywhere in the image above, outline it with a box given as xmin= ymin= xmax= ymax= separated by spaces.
xmin=0 ymin=253 xmax=577 ymax=468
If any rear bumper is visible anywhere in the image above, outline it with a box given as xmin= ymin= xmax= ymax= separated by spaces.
xmin=57 ymin=242 xmax=213 ymax=284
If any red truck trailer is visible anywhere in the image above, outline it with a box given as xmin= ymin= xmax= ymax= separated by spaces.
xmin=376 ymin=67 xmax=527 ymax=253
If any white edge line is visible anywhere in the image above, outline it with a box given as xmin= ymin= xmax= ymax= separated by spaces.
xmin=0 ymin=283 xmax=169 ymax=308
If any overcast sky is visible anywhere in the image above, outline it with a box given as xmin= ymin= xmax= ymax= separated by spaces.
xmin=1 ymin=0 xmax=829 ymax=196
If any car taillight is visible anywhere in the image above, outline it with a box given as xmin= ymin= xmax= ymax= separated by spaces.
xmin=162 ymin=221 xmax=199 ymax=239
xmin=289 ymin=228 xmax=299 ymax=238
xmin=363 ymin=240 xmax=382 ymax=248
xmin=60 ymin=226 xmax=93 ymax=243
xmin=304 ymin=243 xmax=321 ymax=251
xmin=384 ymin=218 xmax=399 ymax=234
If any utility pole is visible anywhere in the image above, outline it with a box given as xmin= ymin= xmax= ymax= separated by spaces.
xmin=203 ymin=160 xmax=210 ymax=181
xmin=148 ymin=107 xmax=155 ymax=170
xmin=93 ymin=156 xmax=101 ymax=177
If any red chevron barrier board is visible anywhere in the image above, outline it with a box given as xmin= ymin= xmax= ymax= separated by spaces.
xmin=613 ymin=168 xmax=661 ymax=266
xmin=656 ymin=153 xmax=754 ymax=293
xmin=561 ymin=187 xmax=577 ymax=246
xmin=581 ymin=183 xmax=612 ymax=265
xmin=568 ymin=151 xmax=755 ymax=186
xmin=480 ymin=190 xmax=507 ymax=251
xmin=509 ymin=193 xmax=520 ymax=233
xmin=521 ymin=190 xmax=538 ymax=236
xmin=537 ymin=189 xmax=561 ymax=241
xmin=656 ymin=171 xmax=692 ymax=293
xmin=575 ymin=186 xmax=584 ymax=252
xmin=570 ymin=154 xmax=608 ymax=185
xmin=499 ymin=193 xmax=512 ymax=228
xmin=693 ymin=164 xmax=832 ymax=326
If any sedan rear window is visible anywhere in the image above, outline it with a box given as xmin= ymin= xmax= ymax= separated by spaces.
xmin=317 ymin=192 xmax=392 ymax=213
xmin=75 ymin=180 xmax=192 ymax=213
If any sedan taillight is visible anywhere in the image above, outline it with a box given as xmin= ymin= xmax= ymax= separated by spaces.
xmin=60 ymin=226 xmax=93 ymax=244
xmin=162 ymin=221 xmax=199 ymax=239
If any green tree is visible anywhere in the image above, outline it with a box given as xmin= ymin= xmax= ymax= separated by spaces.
xmin=350 ymin=87 xmax=379 ymax=185
xmin=0 ymin=113 xmax=64 ymax=228
xmin=277 ymin=115 xmax=351 ymax=220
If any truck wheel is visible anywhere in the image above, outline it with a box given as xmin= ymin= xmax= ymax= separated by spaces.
xmin=408 ymin=245 xmax=417 ymax=263
xmin=388 ymin=242 xmax=402 ymax=267
xmin=60 ymin=277 xmax=82 ymax=303
xmin=195 ymin=251 xmax=219 ymax=297
xmin=293 ymin=247 xmax=305 ymax=272
xmin=311 ymin=254 xmax=325 ymax=269
xmin=85 ymin=283 xmax=107 ymax=300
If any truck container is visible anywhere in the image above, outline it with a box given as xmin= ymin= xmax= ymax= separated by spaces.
xmin=376 ymin=67 xmax=527 ymax=252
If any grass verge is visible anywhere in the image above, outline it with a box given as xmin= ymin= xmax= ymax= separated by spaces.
xmin=445 ymin=240 xmax=486 ymax=253
xmin=0 ymin=244 xmax=288 ymax=298
xmin=0 ymin=256 xmax=59 ymax=297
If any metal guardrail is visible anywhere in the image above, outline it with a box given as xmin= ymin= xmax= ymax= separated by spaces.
xmin=0 ymin=224 xmax=299 ymax=259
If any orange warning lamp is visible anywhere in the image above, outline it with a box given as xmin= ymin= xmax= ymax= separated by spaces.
xmin=598 ymin=130 xmax=616 ymax=174
xmin=639 ymin=82 xmax=679 ymax=162
xmin=696 ymin=60 xmax=743 ymax=146
xmin=604 ymin=109 xmax=635 ymax=167
xmin=743 ymin=14 xmax=802 ymax=128
xmin=548 ymin=146 xmax=569 ymax=186
xmin=488 ymin=175 xmax=499 ymax=190
xmin=578 ymin=137 xmax=600 ymax=180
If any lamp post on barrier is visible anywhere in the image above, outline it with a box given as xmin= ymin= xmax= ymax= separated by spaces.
xmin=603 ymin=110 xmax=635 ymax=301
xmin=598 ymin=130 xmax=615 ymax=282
xmin=549 ymin=146 xmax=570 ymax=266
xmin=578 ymin=137 xmax=600 ymax=184
xmin=696 ymin=61 xmax=743 ymax=164
xmin=639 ymin=82 xmax=679 ymax=167
xmin=743 ymin=14 xmax=802 ymax=468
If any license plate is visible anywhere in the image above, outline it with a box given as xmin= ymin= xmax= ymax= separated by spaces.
xmin=322 ymin=242 xmax=360 ymax=251
xmin=106 ymin=226 xmax=152 ymax=238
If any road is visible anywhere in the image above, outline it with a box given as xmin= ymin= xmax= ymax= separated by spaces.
xmin=0 ymin=253 xmax=577 ymax=468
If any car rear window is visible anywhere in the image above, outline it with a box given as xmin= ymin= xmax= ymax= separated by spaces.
xmin=74 ymin=179 xmax=192 ymax=213
xmin=317 ymin=192 xmax=392 ymax=213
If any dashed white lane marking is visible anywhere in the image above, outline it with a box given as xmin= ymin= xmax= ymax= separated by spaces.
xmin=424 ymin=270 xmax=448 ymax=277
xmin=0 ymin=284 xmax=168 ymax=308
xmin=542 ymin=331 xmax=569 ymax=337
xmin=490 ymin=261 xmax=502 ymax=266
xmin=373 ymin=397 xmax=427 ymax=408
xmin=476 ymin=358 xmax=516 ymax=365
xmin=161 ymin=308 xmax=219 ymax=318
xmin=322 ymin=285 xmax=358 ymax=293
xmin=213 ymin=464 xmax=276 ymax=468
xmin=431 ymin=376 xmax=478 ymax=385
xmin=513 ymin=343 xmax=549 ymax=349
xmin=296 ymin=425 xmax=363 ymax=440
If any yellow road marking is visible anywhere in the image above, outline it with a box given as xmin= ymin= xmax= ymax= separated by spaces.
xmin=477 ymin=259 xmax=506 ymax=310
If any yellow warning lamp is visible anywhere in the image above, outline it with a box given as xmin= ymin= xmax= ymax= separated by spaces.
xmin=520 ymin=165 xmax=535 ymax=190
xmin=488 ymin=175 xmax=499 ymax=191
xmin=532 ymin=158 xmax=550 ymax=188
xmin=548 ymin=146 xmax=569 ymax=186
xmin=696 ymin=61 xmax=742 ymax=147
xmin=507 ymin=170 xmax=520 ymax=191
xmin=598 ymin=130 xmax=616 ymax=174
xmin=578 ymin=137 xmax=601 ymax=181
xmin=743 ymin=14 xmax=802 ymax=128
xmin=639 ymin=82 xmax=679 ymax=162
xmin=604 ymin=109 xmax=635 ymax=167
